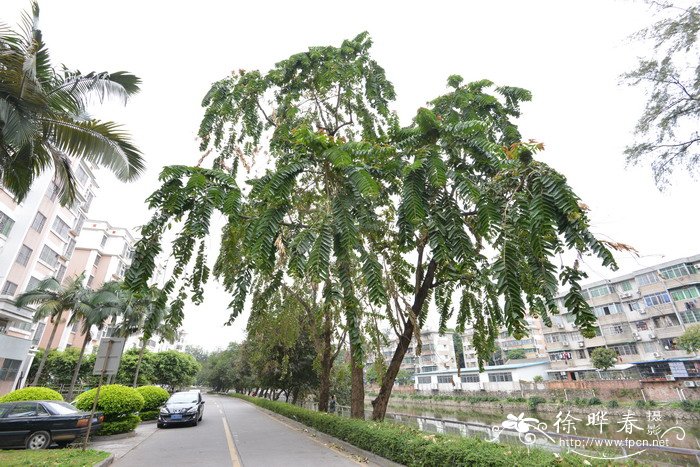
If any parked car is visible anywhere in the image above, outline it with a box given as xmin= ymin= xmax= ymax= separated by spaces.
xmin=157 ymin=391 xmax=204 ymax=428
xmin=0 ymin=400 xmax=104 ymax=449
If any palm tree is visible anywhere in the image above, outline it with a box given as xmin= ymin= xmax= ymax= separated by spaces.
xmin=15 ymin=273 xmax=91 ymax=386
xmin=65 ymin=285 xmax=120 ymax=401
xmin=0 ymin=2 xmax=144 ymax=205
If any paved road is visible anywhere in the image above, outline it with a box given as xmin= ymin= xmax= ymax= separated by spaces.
xmin=114 ymin=394 xmax=362 ymax=467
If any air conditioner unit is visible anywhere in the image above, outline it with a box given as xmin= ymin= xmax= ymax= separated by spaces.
xmin=665 ymin=375 xmax=676 ymax=381
xmin=683 ymin=381 xmax=696 ymax=388
xmin=578 ymin=341 xmax=585 ymax=348
xmin=664 ymin=346 xmax=670 ymax=350
xmin=636 ymin=336 xmax=642 ymax=341
xmin=639 ymin=309 xmax=647 ymax=314
xmin=620 ymin=292 xmax=632 ymax=299
xmin=653 ymin=352 xmax=662 ymax=358
xmin=557 ymin=324 xmax=564 ymax=329
xmin=562 ymin=342 xmax=570 ymax=347
xmin=572 ymin=324 xmax=578 ymax=329
xmin=649 ymin=334 xmax=657 ymax=339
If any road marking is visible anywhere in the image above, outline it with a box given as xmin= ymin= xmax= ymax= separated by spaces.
xmin=222 ymin=416 xmax=242 ymax=467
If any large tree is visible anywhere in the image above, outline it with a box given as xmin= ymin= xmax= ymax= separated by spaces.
xmin=624 ymin=0 xmax=700 ymax=187
xmin=0 ymin=1 xmax=143 ymax=204
xmin=126 ymin=32 xmax=394 ymax=418
xmin=15 ymin=273 xmax=93 ymax=386
xmin=126 ymin=34 xmax=618 ymax=422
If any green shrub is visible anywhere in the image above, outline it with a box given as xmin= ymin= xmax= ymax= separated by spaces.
xmin=231 ymin=394 xmax=581 ymax=466
xmin=136 ymin=385 xmax=169 ymax=411
xmin=505 ymin=396 xmax=526 ymax=403
xmin=606 ymin=400 xmax=619 ymax=408
xmin=588 ymin=397 xmax=602 ymax=406
xmin=98 ymin=414 xmax=141 ymax=435
xmin=680 ymin=400 xmax=700 ymax=412
xmin=635 ymin=399 xmax=649 ymax=408
xmin=138 ymin=410 xmax=160 ymax=421
xmin=74 ymin=384 xmax=144 ymax=421
xmin=527 ymin=396 xmax=546 ymax=411
xmin=0 ymin=386 xmax=63 ymax=402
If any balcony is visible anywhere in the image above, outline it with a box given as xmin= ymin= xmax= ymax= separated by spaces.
xmin=665 ymin=273 xmax=700 ymax=288
xmin=597 ymin=313 xmax=629 ymax=325
xmin=638 ymin=303 xmax=676 ymax=318
xmin=604 ymin=332 xmax=637 ymax=345
xmin=654 ymin=325 xmax=684 ymax=339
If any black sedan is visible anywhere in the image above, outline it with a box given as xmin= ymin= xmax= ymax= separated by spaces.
xmin=0 ymin=400 xmax=104 ymax=449
xmin=157 ymin=391 xmax=204 ymax=428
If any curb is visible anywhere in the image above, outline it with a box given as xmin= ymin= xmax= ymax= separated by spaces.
xmin=93 ymin=431 xmax=137 ymax=441
xmin=238 ymin=398 xmax=403 ymax=467
xmin=94 ymin=454 xmax=114 ymax=467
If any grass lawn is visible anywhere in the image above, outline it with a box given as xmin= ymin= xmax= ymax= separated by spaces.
xmin=0 ymin=449 xmax=109 ymax=466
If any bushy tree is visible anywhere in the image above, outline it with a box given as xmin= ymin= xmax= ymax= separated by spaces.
xmin=506 ymin=349 xmax=527 ymax=360
xmin=152 ymin=351 xmax=199 ymax=391
xmin=678 ymin=324 xmax=700 ymax=353
xmin=591 ymin=347 xmax=618 ymax=371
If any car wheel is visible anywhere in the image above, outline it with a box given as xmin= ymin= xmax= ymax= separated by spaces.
xmin=26 ymin=431 xmax=51 ymax=450
xmin=199 ymin=412 xmax=203 ymax=422
xmin=192 ymin=417 xmax=198 ymax=427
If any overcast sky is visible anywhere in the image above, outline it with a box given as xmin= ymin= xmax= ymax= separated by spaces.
xmin=2 ymin=1 xmax=698 ymax=351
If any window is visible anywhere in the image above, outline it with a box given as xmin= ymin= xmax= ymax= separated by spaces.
xmin=74 ymin=215 xmax=85 ymax=235
xmin=628 ymin=301 xmax=641 ymax=312
xmin=634 ymin=320 xmax=649 ymax=331
xmin=593 ymin=303 xmax=622 ymax=317
xmin=680 ymin=309 xmax=700 ymax=324
xmin=670 ymin=286 xmax=700 ymax=301
xmin=488 ymin=372 xmax=513 ymax=382
xmin=461 ymin=374 xmax=480 ymax=383
xmin=437 ymin=376 xmax=453 ymax=384
xmin=25 ymin=277 xmax=40 ymax=292
xmin=93 ymin=254 xmax=101 ymax=269
xmin=0 ymin=359 xmax=21 ymax=382
xmin=576 ymin=349 xmax=587 ymax=359
xmin=52 ymin=216 xmax=71 ymax=237
xmin=601 ymin=324 xmax=629 ymax=336
xmin=417 ymin=376 xmax=432 ymax=384
xmin=46 ymin=181 xmax=59 ymax=201
xmin=610 ymin=343 xmax=638 ymax=356
xmin=588 ymin=284 xmax=613 ymax=298
xmin=0 ymin=211 xmax=14 ymax=236
xmin=55 ymin=265 xmax=66 ymax=282
xmin=643 ymin=292 xmax=671 ymax=307
xmin=636 ymin=272 xmax=659 ymax=287
xmin=86 ymin=275 xmax=94 ymax=288
xmin=661 ymin=338 xmax=678 ymax=350
xmin=660 ymin=264 xmax=691 ymax=280
xmin=6 ymin=402 xmax=39 ymax=418
xmin=421 ymin=365 xmax=437 ymax=372
xmin=545 ymin=333 xmax=564 ymax=343
xmin=29 ymin=212 xmax=46 ymax=233
xmin=39 ymin=245 xmax=60 ymax=268
xmin=75 ymin=165 xmax=89 ymax=185
xmin=581 ymin=289 xmax=591 ymax=299
xmin=82 ymin=192 xmax=94 ymax=212
xmin=642 ymin=342 xmax=657 ymax=353
xmin=15 ymin=245 xmax=32 ymax=266
xmin=619 ymin=280 xmax=633 ymax=292
xmin=32 ymin=322 xmax=45 ymax=346
xmin=1 ymin=281 xmax=18 ymax=296
xmin=653 ymin=314 xmax=680 ymax=328
xmin=100 ymin=234 xmax=108 ymax=248
xmin=64 ymin=238 xmax=76 ymax=258
xmin=10 ymin=321 xmax=32 ymax=332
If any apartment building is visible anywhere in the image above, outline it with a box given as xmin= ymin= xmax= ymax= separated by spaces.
xmin=462 ymin=316 xmax=546 ymax=368
xmin=40 ymin=220 xmax=136 ymax=353
xmin=0 ymin=164 xmax=97 ymax=394
xmin=544 ymin=255 xmax=700 ymax=381
xmin=371 ymin=329 xmax=460 ymax=378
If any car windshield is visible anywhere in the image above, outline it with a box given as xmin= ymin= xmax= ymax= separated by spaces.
xmin=168 ymin=393 xmax=197 ymax=404
xmin=43 ymin=401 xmax=81 ymax=415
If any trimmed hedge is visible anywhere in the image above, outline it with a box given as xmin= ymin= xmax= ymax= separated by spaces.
xmin=138 ymin=410 xmax=159 ymax=421
xmin=0 ymin=387 xmax=63 ymax=402
xmin=74 ymin=384 xmax=144 ymax=420
xmin=232 ymin=395 xmax=586 ymax=466
xmin=136 ymin=385 xmax=169 ymax=411
xmin=99 ymin=414 xmax=141 ymax=436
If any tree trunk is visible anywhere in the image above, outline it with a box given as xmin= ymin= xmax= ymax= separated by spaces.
xmin=371 ymin=319 xmax=413 ymax=421
xmin=349 ymin=336 xmax=365 ymax=419
xmin=371 ymin=259 xmax=437 ymax=421
xmin=67 ymin=331 xmax=90 ymax=401
xmin=31 ymin=310 xmax=63 ymax=386
xmin=318 ymin=310 xmax=333 ymax=412
xmin=291 ymin=387 xmax=300 ymax=405
xmin=132 ymin=339 xmax=147 ymax=387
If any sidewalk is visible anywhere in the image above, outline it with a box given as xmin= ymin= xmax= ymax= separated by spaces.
xmin=89 ymin=422 xmax=159 ymax=461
